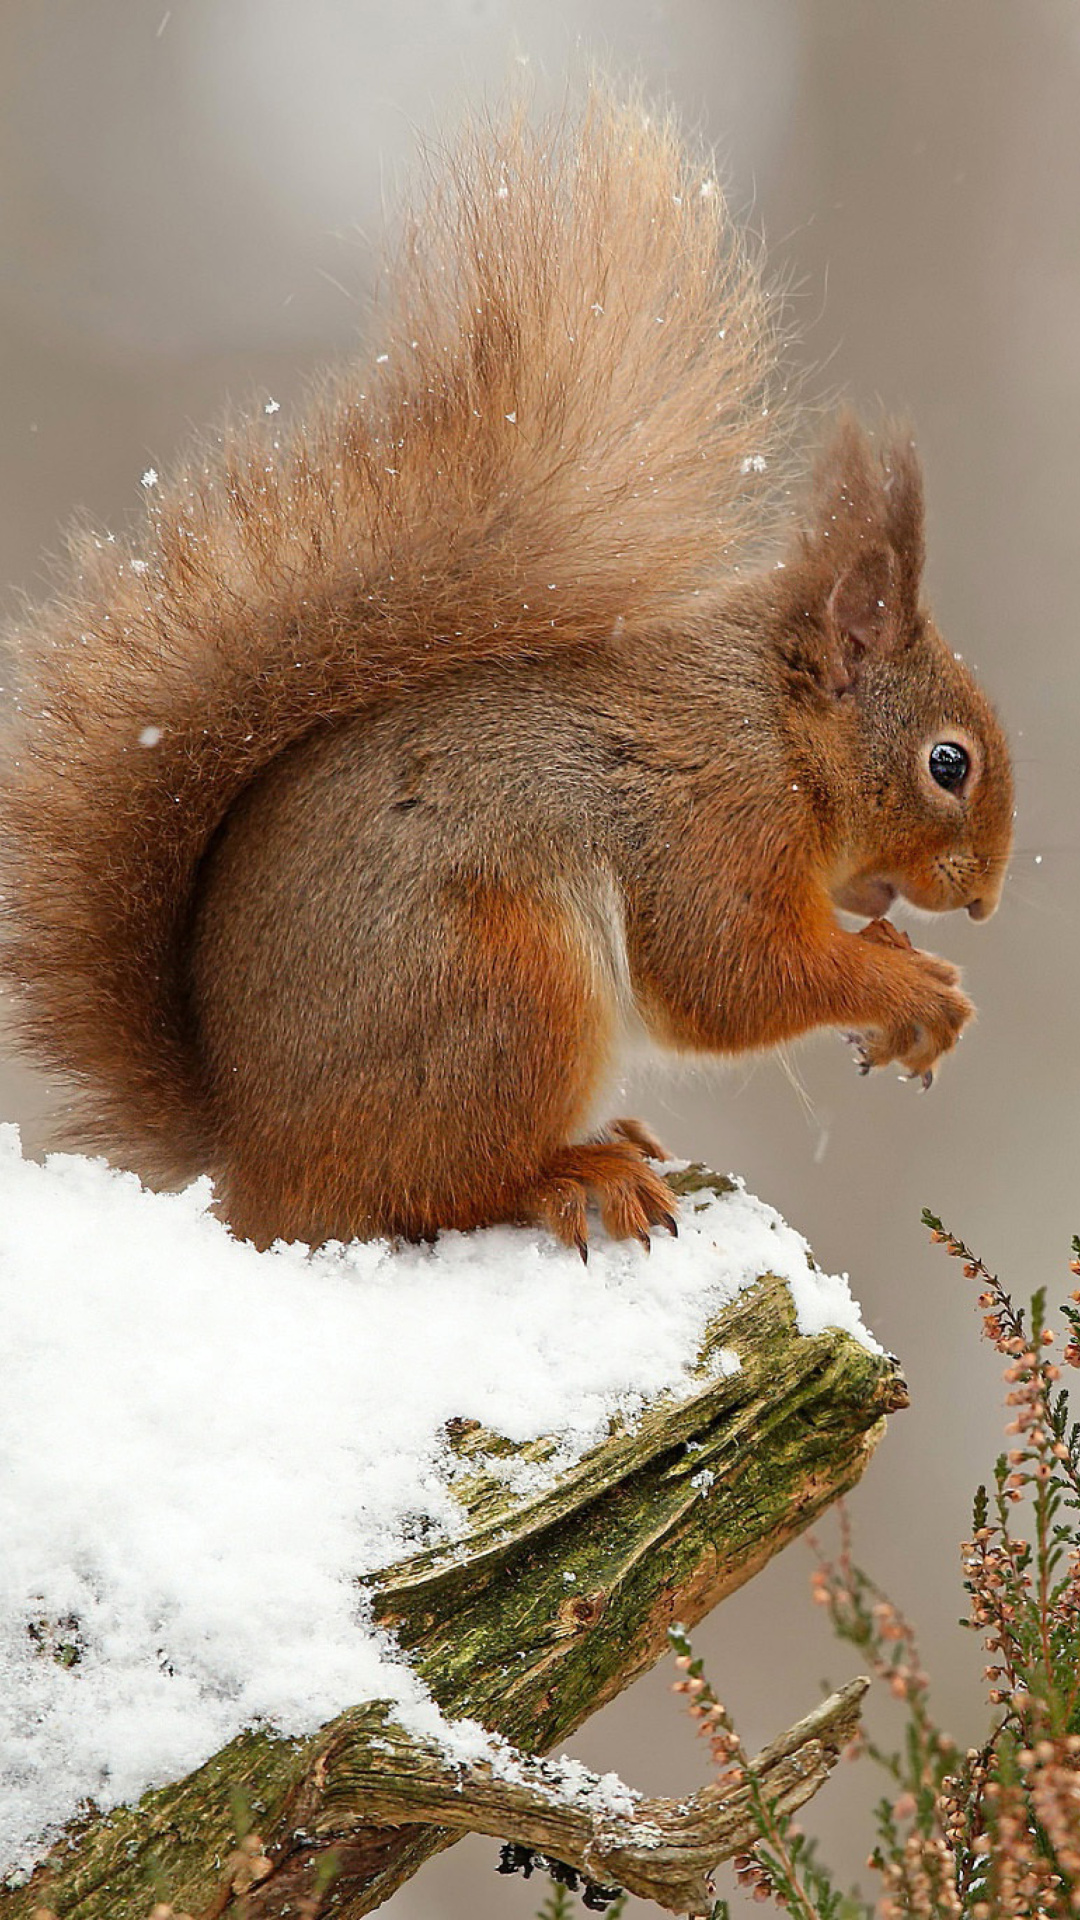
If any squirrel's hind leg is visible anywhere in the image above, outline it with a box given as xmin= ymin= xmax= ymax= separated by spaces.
xmin=431 ymin=880 xmax=678 ymax=1253
xmin=376 ymin=880 xmax=679 ymax=1253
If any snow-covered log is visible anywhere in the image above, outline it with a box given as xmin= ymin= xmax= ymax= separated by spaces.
xmin=0 ymin=1161 xmax=907 ymax=1918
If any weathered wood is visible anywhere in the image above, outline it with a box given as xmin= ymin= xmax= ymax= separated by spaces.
xmin=3 ymin=1172 xmax=907 ymax=1920
xmin=232 ymin=1675 xmax=871 ymax=1915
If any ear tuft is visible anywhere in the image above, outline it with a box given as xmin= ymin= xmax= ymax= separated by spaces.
xmin=809 ymin=412 xmax=884 ymax=536
xmin=879 ymin=433 xmax=925 ymax=629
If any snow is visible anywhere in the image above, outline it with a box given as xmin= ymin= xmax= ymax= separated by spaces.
xmin=0 ymin=1127 xmax=879 ymax=1878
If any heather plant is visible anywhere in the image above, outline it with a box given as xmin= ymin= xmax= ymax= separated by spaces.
xmin=667 ymin=1219 xmax=1080 ymax=1917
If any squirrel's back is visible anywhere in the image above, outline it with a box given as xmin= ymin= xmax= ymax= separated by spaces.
xmin=0 ymin=94 xmax=788 ymax=1189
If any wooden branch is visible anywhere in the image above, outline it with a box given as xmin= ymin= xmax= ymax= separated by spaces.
xmin=246 ymin=1675 xmax=870 ymax=1916
xmin=4 ymin=1172 xmax=907 ymax=1920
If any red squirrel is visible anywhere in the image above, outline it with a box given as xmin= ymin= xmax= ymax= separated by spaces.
xmin=0 ymin=97 xmax=1013 ymax=1255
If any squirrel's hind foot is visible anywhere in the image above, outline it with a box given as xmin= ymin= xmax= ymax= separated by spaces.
xmin=525 ymin=1137 xmax=678 ymax=1261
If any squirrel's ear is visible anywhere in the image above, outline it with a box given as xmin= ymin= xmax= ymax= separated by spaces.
xmin=796 ymin=415 xmax=926 ymax=690
xmin=824 ymin=545 xmax=900 ymax=689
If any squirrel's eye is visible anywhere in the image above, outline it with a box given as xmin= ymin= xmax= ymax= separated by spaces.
xmin=928 ymin=741 xmax=970 ymax=793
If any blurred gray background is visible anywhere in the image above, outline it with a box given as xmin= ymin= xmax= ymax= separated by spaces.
xmin=1 ymin=1 xmax=1076 ymax=1910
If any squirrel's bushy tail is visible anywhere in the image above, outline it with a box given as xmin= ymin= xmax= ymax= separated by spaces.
xmin=0 ymin=92 xmax=788 ymax=1180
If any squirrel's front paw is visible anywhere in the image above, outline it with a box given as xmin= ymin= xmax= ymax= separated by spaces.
xmin=848 ymin=921 xmax=974 ymax=1084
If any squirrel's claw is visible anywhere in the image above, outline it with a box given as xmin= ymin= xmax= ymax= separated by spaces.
xmin=841 ymin=1030 xmax=873 ymax=1074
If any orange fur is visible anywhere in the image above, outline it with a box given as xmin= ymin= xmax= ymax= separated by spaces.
xmin=0 ymin=95 xmax=1013 ymax=1251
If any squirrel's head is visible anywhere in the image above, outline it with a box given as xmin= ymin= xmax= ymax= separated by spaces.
xmin=785 ymin=415 xmax=1014 ymax=924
